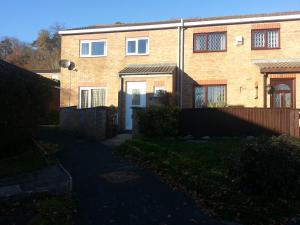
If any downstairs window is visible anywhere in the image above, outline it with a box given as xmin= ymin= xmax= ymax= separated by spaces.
xmin=195 ymin=85 xmax=226 ymax=107
xmin=79 ymin=87 xmax=106 ymax=108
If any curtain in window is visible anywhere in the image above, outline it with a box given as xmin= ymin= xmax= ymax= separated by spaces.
xmin=91 ymin=89 xmax=106 ymax=107
xmin=81 ymin=90 xmax=89 ymax=108
xmin=195 ymin=85 xmax=226 ymax=107
xmin=267 ymin=30 xmax=279 ymax=48
xmin=195 ymin=86 xmax=206 ymax=108
xmin=208 ymin=33 xmax=226 ymax=51
xmin=195 ymin=35 xmax=206 ymax=51
xmin=208 ymin=86 xmax=225 ymax=104
xmin=253 ymin=31 xmax=265 ymax=48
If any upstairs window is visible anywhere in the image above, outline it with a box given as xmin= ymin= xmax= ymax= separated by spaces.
xmin=80 ymin=40 xmax=107 ymax=57
xmin=252 ymin=29 xmax=280 ymax=49
xmin=194 ymin=32 xmax=226 ymax=52
xmin=126 ymin=37 xmax=149 ymax=55
xmin=79 ymin=87 xmax=106 ymax=108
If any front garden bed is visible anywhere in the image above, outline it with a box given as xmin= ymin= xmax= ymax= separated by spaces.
xmin=0 ymin=194 xmax=73 ymax=225
xmin=0 ymin=148 xmax=46 ymax=179
xmin=116 ymin=137 xmax=300 ymax=225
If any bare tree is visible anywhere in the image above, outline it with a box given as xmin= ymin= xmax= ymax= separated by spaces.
xmin=0 ymin=37 xmax=33 ymax=68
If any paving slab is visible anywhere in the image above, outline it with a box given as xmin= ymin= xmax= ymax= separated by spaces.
xmin=0 ymin=165 xmax=71 ymax=200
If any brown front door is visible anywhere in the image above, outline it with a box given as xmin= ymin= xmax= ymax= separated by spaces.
xmin=270 ymin=79 xmax=294 ymax=108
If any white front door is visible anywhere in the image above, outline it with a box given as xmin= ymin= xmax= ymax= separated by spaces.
xmin=125 ymin=82 xmax=146 ymax=130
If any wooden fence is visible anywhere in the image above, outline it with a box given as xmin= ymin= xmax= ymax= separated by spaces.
xmin=180 ymin=108 xmax=300 ymax=138
xmin=60 ymin=106 xmax=118 ymax=139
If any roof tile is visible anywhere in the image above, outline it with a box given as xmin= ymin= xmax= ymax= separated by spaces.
xmin=63 ymin=11 xmax=300 ymax=32
xmin=119 ymin=63 xmax=177 ymax=75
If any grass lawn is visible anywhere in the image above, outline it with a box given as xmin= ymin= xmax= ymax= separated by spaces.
xmin=117 ymin=138 xmax=300 ymax=225
xmin=0 ymin=149 xmax=46 ymax=179
xmin=0 ymin=139 xmax=74 ymax=225
xmin=0 ymin=194 xmax=73 ymax=225
xmin=0 ymin=139 xmax=61 ymax=179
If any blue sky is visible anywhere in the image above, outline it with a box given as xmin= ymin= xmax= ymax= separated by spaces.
xmin=1 ymin=0 xmax=300 ymax=43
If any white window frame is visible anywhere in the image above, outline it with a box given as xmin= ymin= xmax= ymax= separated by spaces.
xmin=126 ymin=37 xmax=149 ymax=56
xmin=153 ymin=86 xmax=166 ymax=97
xmin=80 ymin=40 xmax=107 ymax=57
xmin=79 ymin=87 xmax=107 ymax=108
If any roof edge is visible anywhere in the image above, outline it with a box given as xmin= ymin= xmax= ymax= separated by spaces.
xmin=59 ymin=11 xmax=300 ymax=35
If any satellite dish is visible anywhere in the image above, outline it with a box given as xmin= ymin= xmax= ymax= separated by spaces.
xmin=68 ymin=62 xmax=75 ymax=70
xmin=59 ymin=59 xmax=75 ymax=70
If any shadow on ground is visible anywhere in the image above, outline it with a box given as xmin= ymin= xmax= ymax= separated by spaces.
xmin=36 ymin=127 xmax=227 ymax=225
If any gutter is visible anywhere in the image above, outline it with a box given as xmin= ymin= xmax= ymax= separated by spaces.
xmin=58 ymin=14 xmax=300 ymax=35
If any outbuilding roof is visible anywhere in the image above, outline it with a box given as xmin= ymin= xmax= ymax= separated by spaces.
xmin=0 ymin=60 xmax=59 ymax=87
xmin=31 ymin=69 xmax=60 ymax=74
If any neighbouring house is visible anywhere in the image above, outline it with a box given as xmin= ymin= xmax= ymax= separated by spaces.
xmin=58 ymin=11 xmax=300 ymax=130
xmin=31 ymin=69 xmax=60 ymax=111
xmin=31 ymin=69 xmax=60 ymax=81
xmin=0 ymin=60 xmax=60 ymax=156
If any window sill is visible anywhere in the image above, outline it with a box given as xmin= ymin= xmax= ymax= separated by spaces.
xmin=125 ymin=53 xmax=149 ymax=56
xmin=80 ymin=55 xmax=107 ymax=58
xmin=251 ymin=48 xmax=281 ymax=50
xmin=193 ymin=50 xmax=227 ymax=53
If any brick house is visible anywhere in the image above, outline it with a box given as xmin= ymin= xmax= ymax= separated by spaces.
xmin=59 ymin=11 xmax=300 ymax=130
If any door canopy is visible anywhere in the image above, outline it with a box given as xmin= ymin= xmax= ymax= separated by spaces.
xmin=252 ymin=58 xmax=300 ymax=73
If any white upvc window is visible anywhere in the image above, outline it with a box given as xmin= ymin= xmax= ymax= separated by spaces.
xmin=153 ymin=86 xmax=166 ymax=97
xmin=126 ymin=37 xmax=149 ymax=55
xmin=80 ymin=40 xmax=107 ymax=57
xmin=79 ymin=87 xmax=107 ymax=108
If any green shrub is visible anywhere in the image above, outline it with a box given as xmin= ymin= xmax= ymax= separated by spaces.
xmin=230 ymin=135 xmax=300 ymax=199
xmin=136 ymin=105 xmax=179 ymax=138
xmin=40 ymin=110 xmax=59 ymax=125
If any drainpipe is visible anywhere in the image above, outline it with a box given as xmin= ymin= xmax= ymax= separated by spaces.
xmin=263 ymin=73 xmax=268 ymax=108
xmin=177 ymin=25 xmax=181 ymax=106
xmin=177 ymin=19 xmax=184 ymax=108
xmin=119 ymin=76 xmax=124 ymax=131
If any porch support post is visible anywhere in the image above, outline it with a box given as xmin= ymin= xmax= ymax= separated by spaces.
xmin=263 ymin=72 xmax=268 ymax=108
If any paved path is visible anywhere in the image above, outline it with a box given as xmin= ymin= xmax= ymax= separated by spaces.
xmin=0 ymin=165 xmax=70 ymax=200
xmin=102 ymin=133 xmax=132 ymax=147
xmin=37 ymin=127 xmax=226 ymax=225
